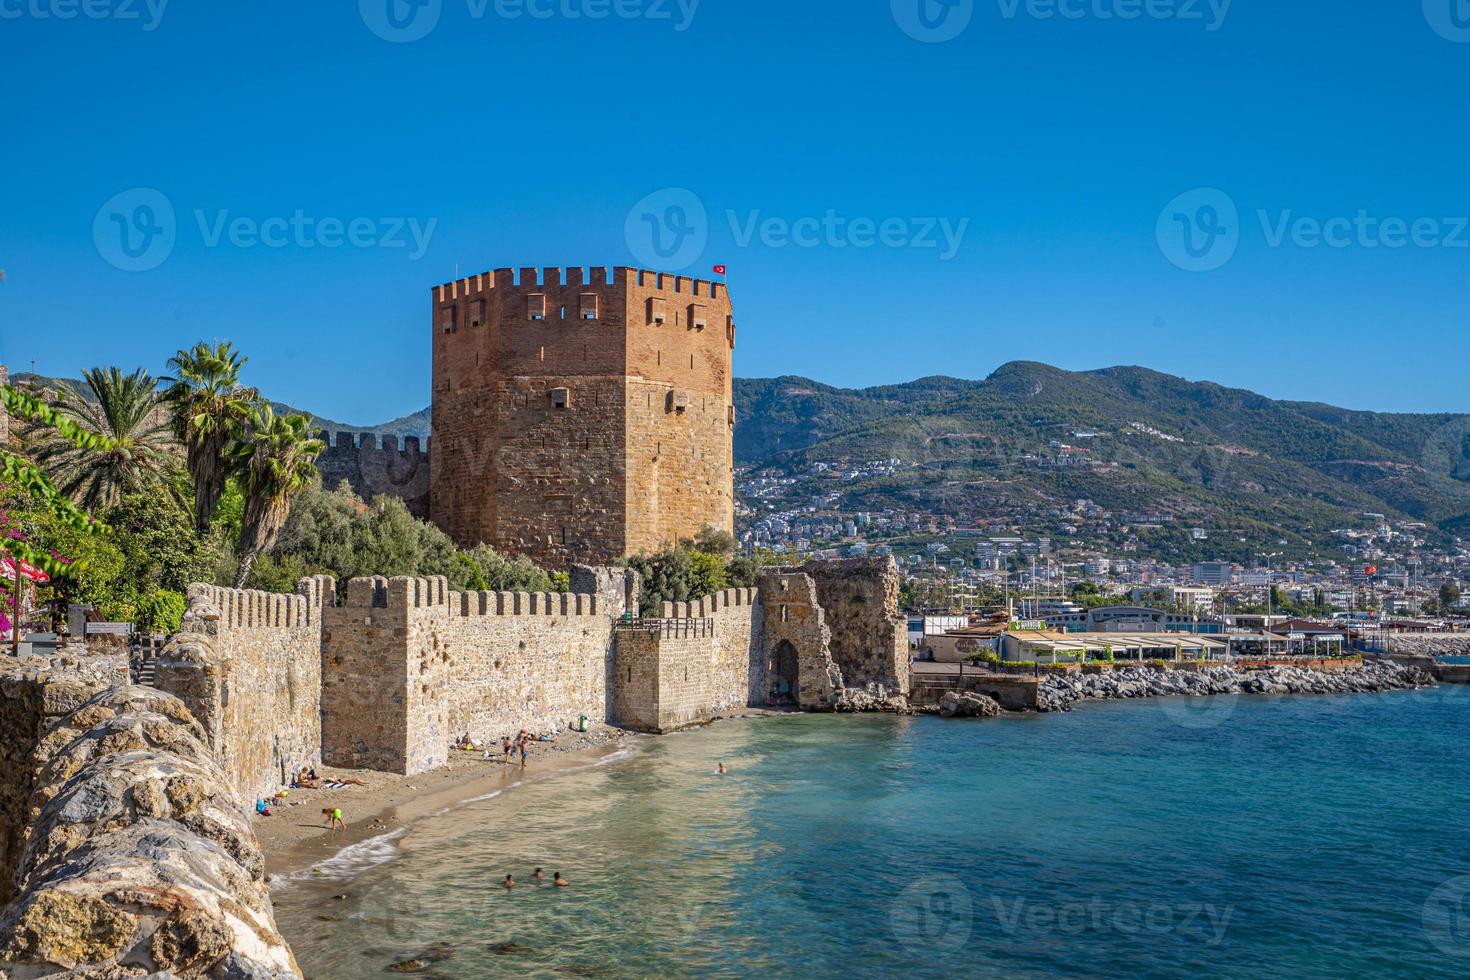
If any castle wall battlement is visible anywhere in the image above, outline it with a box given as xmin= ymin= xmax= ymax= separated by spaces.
xmin=659 ymin=587 xmax=759 ymax=620
xmin=185 ymin=579 xmax=329 ymax=630
xmin=334 ymin=575 xmax=602 ymax=618
xmin=316 ymin=429 xmax=431 ymax=518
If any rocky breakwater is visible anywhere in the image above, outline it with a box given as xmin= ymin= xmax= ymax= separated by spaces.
xmin=1038 ymin=660 xmax=1435 ymax=713
xmin=0 ymin=680 xmax=300 ymax=978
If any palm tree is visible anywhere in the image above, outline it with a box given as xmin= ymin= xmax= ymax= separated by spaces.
xmin=163 ymin=341 xmax=258 ymax=534
xmin=24 ymin=367 xmax=178 ymax=512
xmin=234 ymin=406 xmax=324 ymax=587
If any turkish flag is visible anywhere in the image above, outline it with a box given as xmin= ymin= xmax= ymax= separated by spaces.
xmin=713 ymin=265 xmax=727 ymax=276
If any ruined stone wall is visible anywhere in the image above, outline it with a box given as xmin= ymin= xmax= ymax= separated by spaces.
xmin=0 ymin=676 xmax=300 ymax=978
xmin=154 ymin=578 xmax=331 ymax=806
xmin=322 ymin=576 xmax=612 ymax=775
xmin=316 ymin=431 xmax=431 ymax=517
xmin=758 ymin=571 xmax=841 ymax=710
xmin=798 ymin=557 xmax=909 ymax=698
xmin=612 ymin=588 xmax=760 ymax=732
xmin=429 ymin=266 xmax=734 ymax=566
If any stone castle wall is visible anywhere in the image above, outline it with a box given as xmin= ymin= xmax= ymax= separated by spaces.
xmin=154 ymin=578 xmax=331 ymax=805
xmin=321 ymin=576 xmax=613 ymax=775
xmin=612 ymin=587 xmax=761 ymax=733
xmin=316 ymin=430 xmax=431 ymax=517
xmin=429 ymin=267 xmax=734 ymax=567
xmin=0 ymin=671 xmax=299 ymax=978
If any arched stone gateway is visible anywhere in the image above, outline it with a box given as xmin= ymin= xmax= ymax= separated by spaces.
xmin=770 ymin=640 xmax=799 ymax=705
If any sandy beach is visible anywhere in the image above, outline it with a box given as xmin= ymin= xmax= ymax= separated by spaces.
xmin=253 ymin=726 xmax=637 ymax=879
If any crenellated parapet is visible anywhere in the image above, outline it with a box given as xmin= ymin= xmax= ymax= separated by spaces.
xmin=315 ymin=429 xmax=431 ymax=518
xmin=659 ymin=587 xmax=759 ymax=620
xmin=433 ymin=265 xmax=728 ymax=304
xmin=335 ymin=576 xmax=603 ymax=618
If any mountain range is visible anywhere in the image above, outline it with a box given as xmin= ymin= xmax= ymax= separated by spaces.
xmin=20 ymin=363 xmax=1470 ymax=555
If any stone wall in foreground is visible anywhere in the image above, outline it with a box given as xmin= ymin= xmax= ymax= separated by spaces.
xmin=154 ymin=578 xmax=332 ymax=805
xmin=322 ymin=576 xmax=613 ymax=775
xmin=0 ymin=672 xmax=299 ymax=978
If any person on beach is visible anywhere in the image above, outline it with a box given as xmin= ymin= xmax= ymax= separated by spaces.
xmin=501 ymin=737 xmax=514 ymax=764
xmin=256 ymin=799 xmax=272 ymax=816
xmin=504 ymin=874 xmax=516 ymax=889
xmin=323 ymin=807 xmax=346 ymax=832
xmin=519 ymin=740 xmax=529 ymax=769
xmin=553 ymin=872 xmax=568 ymax=887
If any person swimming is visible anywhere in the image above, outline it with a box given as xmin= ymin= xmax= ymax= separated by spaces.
xmin=553 ymin=872 xmax=568 ymax=887
xmin=532 ymin=868 xmax=545 ymax=880
xmin=717 ymin=763 xmax=727 ymax=774
xmin=504 ymin=874 xmax=515 ymax=889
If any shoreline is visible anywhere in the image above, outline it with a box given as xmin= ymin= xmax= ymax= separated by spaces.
xmin=256 ymin=726 xmax=639 ymax=881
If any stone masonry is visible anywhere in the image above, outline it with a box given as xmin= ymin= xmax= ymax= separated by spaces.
xmin=0 ymin=669 xmax=300 ymax=978
xmin=153 ymin=578 xmax=332 ymax=807
xmin=613 ymin=587 xmax=762 ymax=733
xmin=429 ymin=267 xmax=736 ymax=567
xmin=321 ymin=576 xmax=613 ymax=775
xmin=316 ymin=431 xmax=431 ymax=518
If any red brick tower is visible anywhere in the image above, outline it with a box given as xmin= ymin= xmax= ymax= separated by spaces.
xmin=429 ymin=266 xmax=736 ymax=567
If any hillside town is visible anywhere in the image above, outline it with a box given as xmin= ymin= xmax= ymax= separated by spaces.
xmin=739 ymin=457 xmax=1470 ymax=629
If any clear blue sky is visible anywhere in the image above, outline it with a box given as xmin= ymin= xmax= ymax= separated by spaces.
xmin=3 ymin=0 xmax=1468 ymax=424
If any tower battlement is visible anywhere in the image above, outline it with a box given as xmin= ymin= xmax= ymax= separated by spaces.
xmin=434 ymin=266 xmax=727 ymax=303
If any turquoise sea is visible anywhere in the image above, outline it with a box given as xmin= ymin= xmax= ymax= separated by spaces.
xmin=272 ymin=688 xmax=1470 ymax=978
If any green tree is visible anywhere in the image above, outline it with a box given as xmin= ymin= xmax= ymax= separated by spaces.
xmin=24 ymin=367 xmax=177 ymax=512
xmin=233 ymin=407 xmax=324 ymax=588
xmin=1440 ymin=581 xmax=1461 ymax=611
xmin=164 ymin=341 xmax=259 ymax=534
